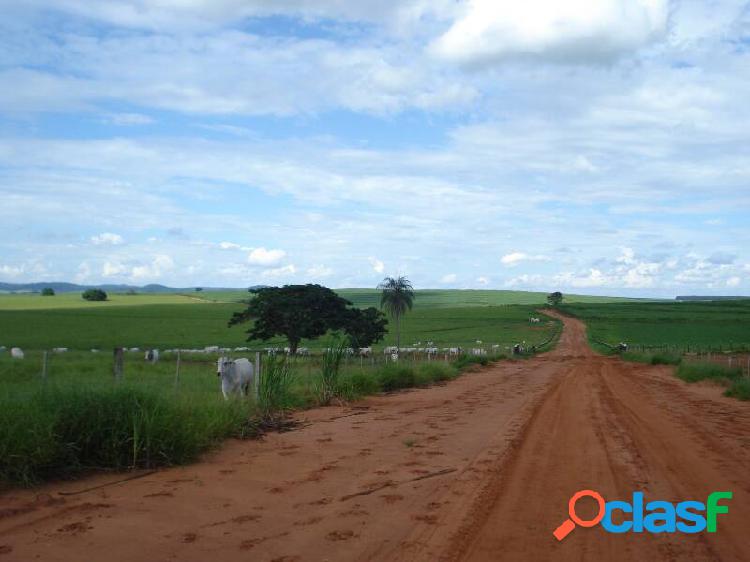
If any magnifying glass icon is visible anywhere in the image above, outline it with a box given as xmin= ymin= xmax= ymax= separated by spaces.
xmin=553 ymin=490 xmax=606 ymax=541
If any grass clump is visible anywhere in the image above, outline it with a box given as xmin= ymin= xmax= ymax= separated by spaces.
xmin=676 ymin=362 xmax=742 ymax=383
xmin=317 ymin=340 xmax=347 ymax=405
xmin=725 ymin=378 xmax=750 ymax=400
xmin=256 ymin=356 xmax=295 ymax=421
xmin=621 ymin=351 xmax=682 ymax=365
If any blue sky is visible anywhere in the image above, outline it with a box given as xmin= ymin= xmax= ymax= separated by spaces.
xmin=1 ymin=0 xmax=749 ymax=297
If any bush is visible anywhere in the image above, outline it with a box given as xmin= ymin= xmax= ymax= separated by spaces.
xmin=676 ymin=362 xmax=742 ymax=383
xmin=377 ymin=364 xmax=416 ymax=392
xmin=725 ymin=378 xmax=750 ymax=401
xmin=621 ymin=351 xmax=682 ymax=365
xmin=41 ymin=288 xmax=55 ymax=296
xmin=82 ymin=288 xmax=107 ymax=301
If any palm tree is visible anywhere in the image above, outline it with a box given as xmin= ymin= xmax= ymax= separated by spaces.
xmin=378 ymin=276 xmax=415 ymax=350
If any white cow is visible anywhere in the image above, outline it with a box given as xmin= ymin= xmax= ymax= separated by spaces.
xmin=145 ymin=349 xmax=159 ymax=363
xmin=11 ymin=347 xmax=24 ymax=359
xmin=53 ymin=347 xmax=68 ymax=353
xmin=217 ymin=357 xmax=255 ymax=399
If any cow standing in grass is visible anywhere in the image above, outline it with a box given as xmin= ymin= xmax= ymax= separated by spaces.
xmin=217 ymin=357 xmax=254 ymax=399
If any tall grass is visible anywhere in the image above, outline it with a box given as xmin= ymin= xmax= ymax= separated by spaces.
xmin=621 ymin=351 xmax=682 ymax=365
xmin=256 ymin=355 xmax=295 ymax=421
xmin=317 ymin=340 xmax=347 ymax=405
xmin=725 ymin=378 xmax=750 ymax=400
xmin=676 ymin=362 xmax=742 ymax=383
xmin=0 ymin=384 xmax=249 ymax=486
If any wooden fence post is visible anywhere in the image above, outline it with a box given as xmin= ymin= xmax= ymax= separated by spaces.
xmin=41 ymin=350 xmax=48 ymax=381
xmin=113 ymin=347 xmax=124 ymax=380
xmin=174 ymin=350 xmax=181 ymax=386
xmin=254 ymin=352 xmax=261 ymax=400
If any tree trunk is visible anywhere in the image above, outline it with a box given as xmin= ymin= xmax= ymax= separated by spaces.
xmin=289 ymin=338 xmax=299 ymax=355
xmin=395 ymin=314 xmax=401 ymax=350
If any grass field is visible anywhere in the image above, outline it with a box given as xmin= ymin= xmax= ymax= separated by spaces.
xmin=561 ymin=300 xmax=750 ymax=352
xmin=0 ymin=292 xmax=207 ymax=310
xmin=193 ymin=288 xmax=637 ymax=307
xmin=0 ymin=293 xmax=560 ymax=351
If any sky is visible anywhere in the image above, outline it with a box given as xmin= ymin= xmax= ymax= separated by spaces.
xmin=1 ymin=0 xmax=749 ymax=297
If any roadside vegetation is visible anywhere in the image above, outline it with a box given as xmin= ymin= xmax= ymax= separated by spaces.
xmin=676 ymin=362 xmax=749 ymax=401
xmin=0 ymin=346 xmax=523 ymax=487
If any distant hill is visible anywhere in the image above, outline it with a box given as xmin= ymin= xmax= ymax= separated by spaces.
xmin=676 ymin=296 xmax=750 ymax=301
xmin=0 ymin=282 xmax=264 ymax=294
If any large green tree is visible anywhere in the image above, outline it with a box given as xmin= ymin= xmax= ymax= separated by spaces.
xmin=345 ymin=307 xmax=388 ymax=348
xmin=229 ymin=284 xmax=374 ymax=353
xmin=378 ymin=276 xmax=415 ymax=349
xmin=547 ymin=291 xmax=563 ymax=306
xmin=82 ymin=288 xmax=107 ymax=301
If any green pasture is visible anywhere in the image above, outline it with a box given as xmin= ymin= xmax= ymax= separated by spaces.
xmin=0 ymin=292 xmax=205 ymax=310
xmin=0 ymin=299 xmax=558 ymax=351
xmin=561 ymin=300 xmax=750 ymax=352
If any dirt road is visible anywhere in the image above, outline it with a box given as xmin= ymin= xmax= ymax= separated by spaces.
xmin=1 ymin=313 xmax=749 ymax=561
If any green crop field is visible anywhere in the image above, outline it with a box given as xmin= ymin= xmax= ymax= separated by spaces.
xmin=0 ymin=292 xmax=206 ymax=310
xmin=0 ymin=301 xmax=558 ymax=351
xmin=561 ymin=300 xmax=750 ymax=352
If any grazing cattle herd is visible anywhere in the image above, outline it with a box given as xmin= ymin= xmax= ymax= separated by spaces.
xmin=2 ymin=316 xmax=549 ymax=397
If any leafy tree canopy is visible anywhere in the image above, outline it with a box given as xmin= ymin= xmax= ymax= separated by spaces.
xmin=82 ymin=288 xmax=107 ymax=301
xmin=41 ymin=287 xmax=55 ymax=296
xmin=344 ymin=307 xmax=388 ymax=348
xmin=229 ymin=284 xmax=385 ymax=353
xmin=547 ymin=291 xmax=563 ymax=306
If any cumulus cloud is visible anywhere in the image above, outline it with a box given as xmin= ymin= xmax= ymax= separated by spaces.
xmin=102 ymin=261 xmax=126 ymax=277
xmin=432 ymin=0 xmax=668 ymax=66
xmin=219 ymin=241 xmax=243 ymax=250
xmin=369 ymin=257 xmax=385 ymax=274
xmin=726 ymin=276 xmax=741 ymax=287
xmin=91 ymin=232 xmax=124 ymax=245
xmin=440 ymin=273 xmax=457 ymax=283
xmin=248 ymin=247 xmax=286 ymax=266
xmin=306 ymin=264 xmax=333 ymax=279
xmin=0 ymin=264 xmax=24 ymax=277
xmin=476 ymin=275 xmax=489 ymax=286
xmin=131 ymin=254 xmax=174 ymax=280
xmin=261 ymin=264 xmax=296 ymax=278
xmin=500 ymin=252 xmax=550 ymax=267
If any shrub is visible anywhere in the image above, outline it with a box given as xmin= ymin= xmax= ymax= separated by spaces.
xmin=377 ymin=364 xmax=416 ymax=392
xmin=41 ymin=288 xmax=55 ymax=296
xmin=82 ymin=288 xmax=107 ymax=301
xmin=621 ymin=351 xmax=682 ymax=365
xmin=336 ymin=371 xmax=381 ymax=400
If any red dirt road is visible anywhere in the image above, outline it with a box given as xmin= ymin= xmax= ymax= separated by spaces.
xmin=1 ymin=312 xmax=749 ymax=561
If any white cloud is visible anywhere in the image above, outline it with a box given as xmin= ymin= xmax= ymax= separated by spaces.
xmin=91 ymin=232 xmax=124 ymax=245
xmin=500 ymin=252 xmax=549 ymax=267
xmin=440 ymin=273 xmax=457 ymax=283
xmin=369 ymin=257 xmax=385 ymax=274
xmin=432 ymin=0 xmax=669 ymax=65
xmin=248 ymin=247 xmax=286 ymax=266
xmin=261 ymin=264 xmax=296 ymax=278
xmin=726 ymin=276 xmax=740 ymax=287
xmin=0 ymin=264 xmax=24 ymax=278
xmin=219 ymin=241 xmax=242 ymax=250
xmin=107 ymin=113 xmax=154 ymax=126
xmin=476 ymin=275 xmax=489 ymax=286
xmin=306 ymin=264 xmax=333 ymax=279
xmin=102 ymin=261 xmax=126 ymax=277
xmin=131 ymin=254 xmax=174 ymax=280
